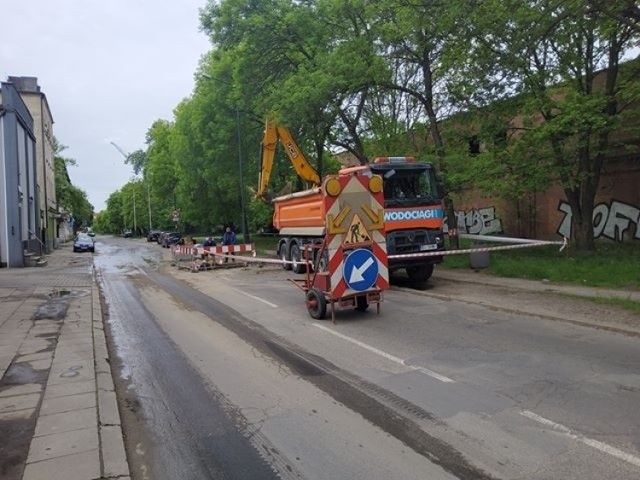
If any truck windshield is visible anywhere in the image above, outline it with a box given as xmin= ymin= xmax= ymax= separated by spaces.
xmin=380 ymin=169 xmax=440 ymax=207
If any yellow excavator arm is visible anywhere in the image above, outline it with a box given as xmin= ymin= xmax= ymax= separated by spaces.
xmin=258 ymin=114 xmax=320 ymax=199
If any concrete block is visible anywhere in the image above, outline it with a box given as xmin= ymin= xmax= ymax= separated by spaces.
xmin=98 ymin=389 xmax=120 ymax=426
xmin=96 ymin=372 xmax=115 ymax=392
xmin=100 ymin=425 xmax=130 ymax=477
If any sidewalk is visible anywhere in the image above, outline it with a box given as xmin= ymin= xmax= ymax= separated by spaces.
xmin=425 ymin=267 xmax=640 ymax=336
xmin=0 ymin=248 xmax=129 ymax=480
xmin=434 ymin=268 xmax=640 ymax=302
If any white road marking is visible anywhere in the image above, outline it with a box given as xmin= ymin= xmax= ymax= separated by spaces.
xmin=520 ymin=410 xmax=640 ymax=467
xmin=239 ymin=291 xmax=278 ymax=308
xmin=312 ymin=323 xmax=455 ymax=383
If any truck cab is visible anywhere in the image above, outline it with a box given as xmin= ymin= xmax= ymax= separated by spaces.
xmin=368 ymin=158 xmax=445 ymax=282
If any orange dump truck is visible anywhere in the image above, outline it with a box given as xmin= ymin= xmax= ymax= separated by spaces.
xmin=274 ymin=157 xmax=446 ymax=284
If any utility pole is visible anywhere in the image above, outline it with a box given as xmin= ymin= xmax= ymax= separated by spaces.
xmin=110 ymin=141 xmax=152 ymax=232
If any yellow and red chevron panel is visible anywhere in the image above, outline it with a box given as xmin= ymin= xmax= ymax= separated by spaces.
xmin=323 ymin=174 xmax=388 ymax=299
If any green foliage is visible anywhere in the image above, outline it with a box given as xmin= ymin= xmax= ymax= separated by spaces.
xmin=443 ymin=241 xmax=640 ymax=290
xmin=125 ymin=149 xmax=147 ymax=176
xmin=95 ymin=0 xmax=640 ymax=252
xmin=53 ymin=139 xmax=94 ymax=228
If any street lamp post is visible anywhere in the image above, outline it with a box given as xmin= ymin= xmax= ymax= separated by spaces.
xmin=132 ymin=183 xmax=137 ymax=235
xmin=147 ymin=181 xmax=152 ymax=231
xmin=110 ymin=141 xmax=152 ymax=234
xmin=235 ymin=108 xmax=250 ymax=243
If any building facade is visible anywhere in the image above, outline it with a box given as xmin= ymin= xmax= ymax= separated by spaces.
xmin=0 ymin=82 xmax=39 ymax=267
xmin=8 ymin=77 xmax=57 ymax=252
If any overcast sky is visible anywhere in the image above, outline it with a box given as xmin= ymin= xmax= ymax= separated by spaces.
xmin=1 ymin=0 xmax=211 ymax=212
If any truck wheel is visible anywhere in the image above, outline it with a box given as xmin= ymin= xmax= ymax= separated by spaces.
xmin=306 ymin=288 xmax=327 ymax=319
xmin=314 ymin=250 xmax=329 ymax=272
xmin=279 ymin=243 xmax=292 ymax=271
xmin=290 ymin=244 xmax=307 ymax=274
xmin=355 ymin=295 xmax=369 ymax=312
xmin=406 ymin=264 xmax=434 ymax=282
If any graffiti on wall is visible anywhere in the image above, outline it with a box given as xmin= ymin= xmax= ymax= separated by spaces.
xmin=557 ymin=200 xmax=640 ymax=242
xmin=455 ymin=206 xmax=503 ymax=235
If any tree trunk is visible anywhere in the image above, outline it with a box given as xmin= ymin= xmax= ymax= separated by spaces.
xmin=565 ymin=185 xmax=596 ymax=252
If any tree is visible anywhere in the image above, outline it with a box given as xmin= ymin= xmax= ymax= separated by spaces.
xmin=54 ymin=139 xmax=94 ymax=229
xmin=366 ymin=0 xmax=470 ymax=247
xmin=124 ymin=149 xmax=148 ymax=176
xmin=466 ymin=0 xmax=640 ymax=250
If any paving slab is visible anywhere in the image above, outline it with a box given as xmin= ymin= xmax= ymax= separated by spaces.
xmin=22 ymin=449 xmax=100 ymax=480
xmin=15 ymin=359 xmax=53 ymax=371
xmin=39 ymin=391 xmax=96 ymax=415
xmin=47 ymin=363 xmax=95 ymax=386
xmin=0 ymin=393 xmax=41 ymax=414
xmin=43 ymin=380 xmax=95 ymax=400
xmin=14 ymin=352 xmax=54 ymax=363
xmin=26 ymin=426 xmax=98 ymax=463
xmin=33 ymin=407 xmax=97 ymax=437
xmin=0 ymin=383 xmax=43 ymax=398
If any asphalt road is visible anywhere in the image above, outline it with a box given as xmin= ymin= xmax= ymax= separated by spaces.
xmin=94 ymin=235 xmax=640 ymax=480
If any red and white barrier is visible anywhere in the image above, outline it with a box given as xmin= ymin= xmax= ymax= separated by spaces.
xmin=171 ymin=243 xmax=257 ymax=271
xmin=387 ymin=237 xmax=567 ymax=260
xmin=173 ymin=237 xmax=568 ymax=271
xmin=197 ymin=244 xmax=256 ymax=255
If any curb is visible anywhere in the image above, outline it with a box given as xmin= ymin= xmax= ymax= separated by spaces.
xmin=93 ymin=284 xmax=131 ymax=479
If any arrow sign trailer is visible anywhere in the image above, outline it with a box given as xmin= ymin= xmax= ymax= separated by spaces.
xmin=343 ymin=249 xmax=379 ymax=292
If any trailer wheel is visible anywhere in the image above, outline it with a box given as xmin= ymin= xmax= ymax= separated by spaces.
xmin=306 ymin=288 xmax=327 ymax=319
xmin=279 ymin=243 xmax=292 ymax=271
xmin=290 ymin=244 xmax=307 ymax=274
xmin=355 ymin=295 xmax=369 ymax=312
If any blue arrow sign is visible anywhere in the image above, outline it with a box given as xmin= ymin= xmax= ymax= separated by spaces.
xmin=343 ymin=249 xmax=378 ymax=292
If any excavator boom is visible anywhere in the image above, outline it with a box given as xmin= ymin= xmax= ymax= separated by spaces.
xmin=258 ymin=115 xmax=320 ymax=199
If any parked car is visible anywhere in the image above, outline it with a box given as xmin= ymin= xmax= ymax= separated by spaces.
xmin=162 ymin=232 xmax=184 ymax=248
xmin=147 ymin=230 xmax=161 ymax=242
xmin=123 ymin=230 xmax=133 ymax=238
xmin=73 ymin=235 xmax=95 ymax=253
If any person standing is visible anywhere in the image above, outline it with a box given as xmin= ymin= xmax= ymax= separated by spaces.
xmin=221 ymin=226 xmax=237 ymax=263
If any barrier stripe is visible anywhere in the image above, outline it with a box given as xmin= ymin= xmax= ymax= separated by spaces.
xmin=388 ymin=238 xmax=567 ymax=260
xmin=174 ymin=237 xmax=568 ymax=268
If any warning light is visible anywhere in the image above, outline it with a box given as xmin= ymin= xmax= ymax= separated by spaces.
xmin=369 ymin=175 xmax=382 ymax=193
xmin=325 ymin=178 xmax=342 ymax=197
xmin=373 ymin=156 xmax=416 ymax=164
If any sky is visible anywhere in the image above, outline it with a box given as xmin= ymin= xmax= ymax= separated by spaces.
xmin=1 ymin=0 xmax=211 ymax=212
